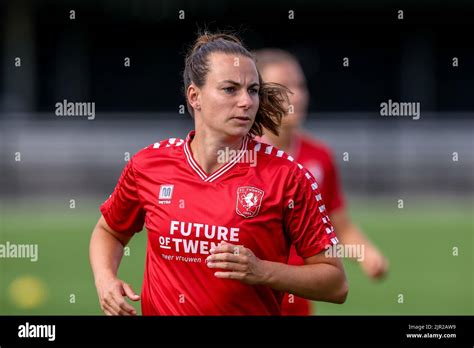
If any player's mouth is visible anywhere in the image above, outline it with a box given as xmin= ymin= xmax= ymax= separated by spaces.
xmin=231 ymin=116 xmax=252 ymax=123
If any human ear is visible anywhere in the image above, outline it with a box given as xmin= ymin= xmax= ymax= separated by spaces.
xmin=187 ymin=84 xmax=201 ymax=111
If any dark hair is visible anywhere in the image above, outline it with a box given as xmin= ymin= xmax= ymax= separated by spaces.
xmin=183 ymin=31 xmax=291 ymax=137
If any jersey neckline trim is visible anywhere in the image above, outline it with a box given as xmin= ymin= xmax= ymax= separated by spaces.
xmin=183 ymin=130 xmax=249 ymax=183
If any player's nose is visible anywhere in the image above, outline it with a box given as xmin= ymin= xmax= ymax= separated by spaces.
xmin=237 ymin=90 xmax=254 ymax=109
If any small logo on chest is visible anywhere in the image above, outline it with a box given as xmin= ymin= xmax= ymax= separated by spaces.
xmin=236 ymin=186 xmax=264 ymax=218
xmin=158 ymin=184 xmax=174 ymax=204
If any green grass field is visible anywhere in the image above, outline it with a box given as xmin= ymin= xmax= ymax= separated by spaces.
xmin=1 ymin=197 xmax=472 ymax=315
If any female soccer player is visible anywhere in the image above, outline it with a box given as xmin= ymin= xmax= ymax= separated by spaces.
xmin=254 ymin=49 xmax=389 ymax=315
xmin=89 ymin=32 xmax=348 ymax=316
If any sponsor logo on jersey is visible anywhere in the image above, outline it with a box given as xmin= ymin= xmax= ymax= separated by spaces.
xmin=236 ymin=186 xmax=264 ymax=218
xmin=158 ymin=184 xmax=174 ymax=204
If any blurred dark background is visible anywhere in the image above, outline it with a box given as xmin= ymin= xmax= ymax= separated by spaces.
xmin=1 ymin=0 xmax=473 ymax=118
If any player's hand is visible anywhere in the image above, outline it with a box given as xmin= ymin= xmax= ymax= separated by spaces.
xmin=360 ymin=245 xmax=389 ymax=279
xmin=95 ymin=277 xmax=140 ymax=316
xmin=206 ymin=241 xmax=268 ymax=285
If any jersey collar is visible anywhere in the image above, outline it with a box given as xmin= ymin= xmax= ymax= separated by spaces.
xmin=183 ymin=130 xmax=249 ymax=183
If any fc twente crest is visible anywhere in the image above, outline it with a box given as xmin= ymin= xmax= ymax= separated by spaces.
xmin=236 ymin=186 xmax=264 ymax=218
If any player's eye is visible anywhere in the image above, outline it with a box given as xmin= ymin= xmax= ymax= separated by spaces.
xmin=248 ymin=88 xmax=259 ymax=95
xmin=223 ymin=87 xmax=236 ymax=94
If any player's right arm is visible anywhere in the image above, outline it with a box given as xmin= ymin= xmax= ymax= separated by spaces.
xmin=90 ymin=157 xmax=146 ymax=316
xmin=89 ymin=215 xmax=140 ymax=316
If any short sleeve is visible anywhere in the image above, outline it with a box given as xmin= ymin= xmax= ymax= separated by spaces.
xmin=283 ymin=165 xmax=339 ymax=258
xmin=324 ymin=151 xmax=346 ymax=214
xmin=100 ymin=159 xmax=145 ymax=235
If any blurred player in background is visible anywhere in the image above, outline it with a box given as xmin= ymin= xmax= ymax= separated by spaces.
xmin=255 ymin=49 xmax=389 ymax=315
xmin=89 ymin=33 xmax=348 ymax=316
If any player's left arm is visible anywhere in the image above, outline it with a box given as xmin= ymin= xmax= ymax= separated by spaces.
xmin=207 ymin=162 xmax=348 ymax=304
xmin=207 ymin=242 xmax=348 ymax=304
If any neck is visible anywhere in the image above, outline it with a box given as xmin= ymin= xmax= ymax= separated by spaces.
xmin=264 ymin=126 xmax=298 ymax=154
xmin=190 ymin=128 xmax=244 ymax=175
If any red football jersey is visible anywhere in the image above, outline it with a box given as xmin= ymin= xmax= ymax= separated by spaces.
xmin=293 ymin=133 xmax=345 ymax=214
xmin=100 ymin=130 xmax=338 ymax=315
xmin=259 ymin=132 xmax=346 ymax=315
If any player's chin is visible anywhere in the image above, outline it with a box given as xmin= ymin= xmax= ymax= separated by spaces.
xmin=227 ymin=123 xmax=253 ymax=137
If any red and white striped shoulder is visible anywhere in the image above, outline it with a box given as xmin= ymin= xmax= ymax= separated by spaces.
xmin=250 ymin=139 xmax=298 ymax=164
xmin=147 ymin=137 xmax=185 ymax=150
